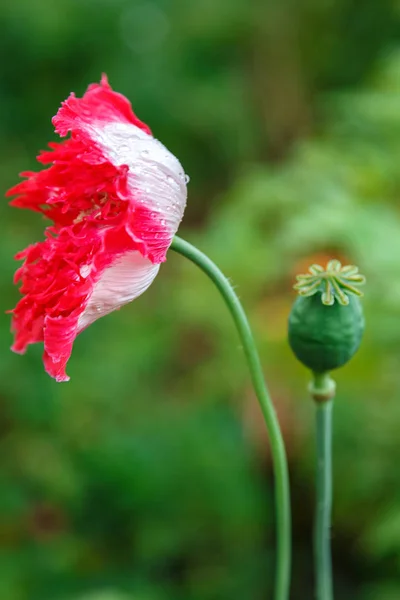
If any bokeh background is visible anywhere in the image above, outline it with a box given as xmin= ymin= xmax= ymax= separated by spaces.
xmin=1 ymin=0 xmax=400 ymax=598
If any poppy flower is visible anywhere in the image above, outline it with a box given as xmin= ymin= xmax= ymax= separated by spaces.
xmin=7 ymin=75 xmax=188 ymax=382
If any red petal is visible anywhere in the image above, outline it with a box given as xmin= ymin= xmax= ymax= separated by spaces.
xmin=53 ymin=75 xmax=151 ymax=138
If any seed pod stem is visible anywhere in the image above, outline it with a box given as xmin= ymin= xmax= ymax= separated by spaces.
xmin=314 ymin=396 xmax=334 ymax=600
xmin=309 ymin=372 xmax=336 ymax=404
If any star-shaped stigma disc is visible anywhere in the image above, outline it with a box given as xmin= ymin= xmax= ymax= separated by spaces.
xmin=294 ymin=260 xmax=366 ymax=306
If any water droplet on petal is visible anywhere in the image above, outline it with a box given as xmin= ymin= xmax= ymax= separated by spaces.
xmin=141 ymin=149 xmax=149 ymax=157
xmin=80 ymin=265 xmax=91 ymax=278
xmin=184 ymin=174 xmax=190 ymax=184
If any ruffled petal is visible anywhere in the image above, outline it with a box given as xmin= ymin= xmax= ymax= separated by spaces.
xmin=11 ymin=223 xmax=160 ymax=382
xmin=43 ymin=312 xmax=82 ymax=382
xmin=92 ymin=122 xmax=187 ymax=263
xmin=77 ymin=251 xmax=159 ymax=331
xmin=53 ymin=74 xmax=152 ymax=137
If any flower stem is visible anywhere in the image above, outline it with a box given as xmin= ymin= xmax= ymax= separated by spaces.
xmin=170 ymin=235 xmax=291 ymax=600
xmin=313 ymin=384 xmax=334 ymax=600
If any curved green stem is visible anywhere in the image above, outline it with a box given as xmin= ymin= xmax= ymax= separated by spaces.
xmin=170 ymin=235 xmax=291 ymax=600
xmin=314 ymin=398 xmax=334 ymax=600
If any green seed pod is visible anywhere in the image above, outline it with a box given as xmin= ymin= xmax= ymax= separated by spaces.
xmin=288 ymin=260 xmax=365 ymax=373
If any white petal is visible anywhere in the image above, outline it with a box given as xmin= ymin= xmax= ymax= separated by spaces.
xmin=90 ymin=121 xmax=187 ymax=237
xmin=78 ymin=251 xmax=160 ymax=331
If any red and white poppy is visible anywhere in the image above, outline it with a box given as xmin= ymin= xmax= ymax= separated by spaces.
xmin=7 ymin=75 xmax=188 ymax=382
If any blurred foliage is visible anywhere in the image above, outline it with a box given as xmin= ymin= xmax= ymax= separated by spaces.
xmin=1 ymin=0 xmax=400 ymax=599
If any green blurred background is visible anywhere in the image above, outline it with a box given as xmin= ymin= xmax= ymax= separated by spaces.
xmin=1 ymin=0 xmax=400 ymax=598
